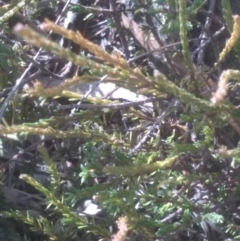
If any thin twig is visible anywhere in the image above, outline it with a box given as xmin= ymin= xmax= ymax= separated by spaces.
xmin=109 ymin=0 xmax=130 ymax=59
xmin=128 ymin=98 xmax=179 ymax=155
xmin=70 ymin=75 xmax=108 ymax=115
xmin=0 ymin=0 xmax=73 ymax=120
xmin=59 ymin=97 xmax=156 ymax=110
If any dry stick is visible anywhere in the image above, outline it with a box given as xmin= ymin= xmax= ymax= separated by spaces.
xmin=0 ymin=0 xmax=73 ymax=120
xmin=59 ymin=97 xmax=156 ymax=110
xmin=25 ymin=55 xmax=64 ymax=80
xmin=193 ymin=26 xmax=226 ymax=61
xmin=110 ymin=0 xmax=130 ymax=59
xmin=128 ymin=98 xmax=179 ymax=155
xmin=197 ymin=0 xmax=216 ymax=63
xmin=70 ymin=75 xmax=108 ymax=115
xmin=0 ymin=33 xmax=65 ymax=81
xmin=127 ymin=38 xmax=207 ymax=64
xmin=145 ymin=12 xmax=179 ymax=74
xmin=160 ymin=208 xmax=183 ymax=223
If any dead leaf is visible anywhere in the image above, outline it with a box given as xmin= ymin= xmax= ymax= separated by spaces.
xmin=121 ymin=13 xmax=187 ymax=74
xmin=121 ymin=13 xmax=161 ymax=51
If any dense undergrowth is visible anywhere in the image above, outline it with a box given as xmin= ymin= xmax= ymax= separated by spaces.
xmin=1 ymin=0 xmax=240 ymax=240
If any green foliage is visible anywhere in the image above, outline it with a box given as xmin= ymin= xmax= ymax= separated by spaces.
xmin=160 ymin=0 xmax=206 ymax=35
xmin=0 ymin=41 xmax=22 ymax=90
xmin=1 ymin=0 xmax=240 ymax=240
xmin=37 ymin=145 xmax=61 ymax=193
xmin=202 ymin=212 xmax=224 ymax=224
